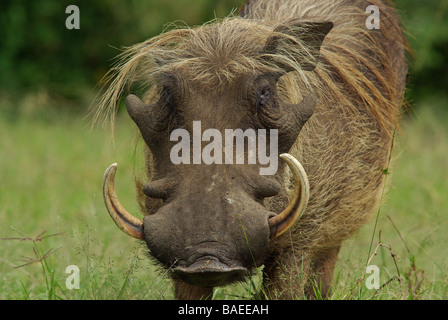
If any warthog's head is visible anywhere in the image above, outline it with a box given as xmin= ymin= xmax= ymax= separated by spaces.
xmin=101 ymin=19 xmax=332 ymax=287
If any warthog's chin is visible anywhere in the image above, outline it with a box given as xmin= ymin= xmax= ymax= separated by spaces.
xmin=172 ymin=257 xmax=248 ymax=287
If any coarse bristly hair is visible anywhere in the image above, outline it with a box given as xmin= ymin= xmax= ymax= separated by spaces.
xmin=95 ymin=0 xmax=408 ymax=298
xmin=95 ymin=0 xmax=407 ymax=133
xmin=94 ymin=18 xmax=315 ymax=127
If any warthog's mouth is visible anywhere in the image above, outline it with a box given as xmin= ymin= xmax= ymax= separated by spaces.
xmin=172 ymin=257 xmax=248 ymax=287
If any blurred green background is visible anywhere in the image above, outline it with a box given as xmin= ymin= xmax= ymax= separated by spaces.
xmin=0 ymin=0 xmax=244 ymax=115
xmin=0 ymin=0 xmax=447 ymax=113
xmin=0 ymin=0 xmax=447 ymax=300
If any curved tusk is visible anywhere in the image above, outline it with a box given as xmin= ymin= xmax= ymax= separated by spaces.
xmin=268 ymin=154 xmax=310 ymax=238
xmin=103 ymin=163 xmax=144 ymax=240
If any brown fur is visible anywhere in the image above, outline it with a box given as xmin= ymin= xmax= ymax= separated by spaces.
xmin=97 ymin=0 xmax=407 ymax=299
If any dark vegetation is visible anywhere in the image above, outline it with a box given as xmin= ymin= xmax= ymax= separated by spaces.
xmin=0 ymin=0 xmax=447 ymax=112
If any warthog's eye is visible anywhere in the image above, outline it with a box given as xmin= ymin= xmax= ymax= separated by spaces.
xmin=252 ymin=73 xmax=277 ymax=112
xmin=258 ymin=86 xmax=272 ymax=109
xmin=159 ymin=84 xmax=176 ymax=108
xmin=157 ymin=72 xmax=181 ymax=109
xmin=156 ymin=75 xmax=184 ymax=129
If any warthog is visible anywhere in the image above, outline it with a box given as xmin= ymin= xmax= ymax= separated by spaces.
xmin=97 ymin=0 xmax=407 ymax=299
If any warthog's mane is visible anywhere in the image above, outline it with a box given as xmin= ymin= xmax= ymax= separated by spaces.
xmin=94 ymin=17 xmax=316 ymax=128
xmin=95 ymin=0 xmax=407 ymax=138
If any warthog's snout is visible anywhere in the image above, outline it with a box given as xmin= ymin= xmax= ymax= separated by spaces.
xmin=103 ymin=154 xmax=310 ymax=287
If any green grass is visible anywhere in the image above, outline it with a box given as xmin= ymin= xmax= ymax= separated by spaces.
xmin=0 ymin=96 xmax=173 ymax=300
xmin=331 ymin=102 xmax=448 ymax=300
xmin=0 ymin=95 xmax=447 ymax=300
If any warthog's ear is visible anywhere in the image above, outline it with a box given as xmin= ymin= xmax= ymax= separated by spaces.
xmin=262 ymin=20 xmax=333 ymax=73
